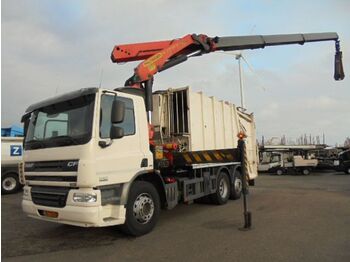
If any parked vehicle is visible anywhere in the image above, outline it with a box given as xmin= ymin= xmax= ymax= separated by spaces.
xmin=259 ymin=146 xmax=318 ymax=175
xmin=21 ymin=87 xmax=257 ymax=235
xmin=21 ymin=31 xmax=344 ymax=235
xmin=1 ymin=137 xmax=24 ymax=194
xmin=336 ymin=149 xmax=350 ymax=174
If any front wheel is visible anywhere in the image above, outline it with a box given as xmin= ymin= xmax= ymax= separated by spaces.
xmin=302 ymin=169 xmax=310 ymax=175
xmin=276 ymin=169 xmax=284 ymax=176
xmin=121 ymin=181 xmax=160 ymax=236
xmin=1 ymin=173 xmax=20 ymax=194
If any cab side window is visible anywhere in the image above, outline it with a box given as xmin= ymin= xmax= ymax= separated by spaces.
xmin=100 ymin=95 xmax=135 ymax=138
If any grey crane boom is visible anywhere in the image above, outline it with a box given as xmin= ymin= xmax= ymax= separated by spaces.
xmin=215 ymin=32 xmax=339 ymax=51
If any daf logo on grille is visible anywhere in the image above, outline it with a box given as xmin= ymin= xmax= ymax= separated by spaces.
xmin=25 ymin=163 xmax=34 ymax=168
xmin=67 ymin=161 xmax=79 ymax=167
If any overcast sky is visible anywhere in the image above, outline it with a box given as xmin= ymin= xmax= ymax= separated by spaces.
xmin=1 ymin=0 xmax=349 ymax=145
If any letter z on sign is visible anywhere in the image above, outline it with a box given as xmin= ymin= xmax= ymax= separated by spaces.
xmin=10 ymin=145 xmax=22 ymax=156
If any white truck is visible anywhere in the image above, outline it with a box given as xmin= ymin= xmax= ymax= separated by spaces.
xmin=1 ymin=137 xmax=24 ymax=194
xmin=259 ymin=147 xmax=318 ymax=175
xmin=21 ymin=87 xmax=257 ymax=235
xmin=21 ymin=32 xmax=344 ymax=235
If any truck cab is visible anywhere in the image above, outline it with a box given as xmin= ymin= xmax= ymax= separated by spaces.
xmin=22 ymin=88 xmax=154 ymax=228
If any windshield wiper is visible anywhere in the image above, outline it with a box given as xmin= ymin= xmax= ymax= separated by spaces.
xmin=48 ymin=135 xmax=80 ymax=146
xmin=26 ymin=140 xmax=45 ymax=149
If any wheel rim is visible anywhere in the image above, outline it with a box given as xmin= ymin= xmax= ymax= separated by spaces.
xmin=347 ymin=168 xmax=350 ymax=174
xmin=133 ymin=193 xmax=154 ymax=224
xmin=2 ymin=177 xmax=17 ymax=191
xmin=277 ymin=170 xmax=283 ymax=175
xmin=219 ymin=177 xmax=229 ymax=198
xmin=303 ymin=169 xmax=309 ymax=175
xmin=234 ymin=177 xmax=242 ymax=194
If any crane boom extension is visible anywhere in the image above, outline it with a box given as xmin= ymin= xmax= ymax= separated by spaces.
xmin=214 ymin=33 xmax=339 ymax=51
xmin=111 ymin=32 xmax=344 ymax=111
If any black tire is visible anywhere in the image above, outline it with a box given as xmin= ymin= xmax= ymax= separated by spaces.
xmin=230 ymin=170 xmax=242 ymax=200
xmin=210 ymin=171 xmax=230 ymax=205
xmin=276 ymin=169 xmax=284 ymax=176
xmin=1 ymin=173 xmax=20 ymax=194
xmin=345 ymin=167 xmax=350 ymax=175
xmin=302 ymin=168 xmax=310 ymax=175
xmin=120 ymin=181 xmax=160 ymax=236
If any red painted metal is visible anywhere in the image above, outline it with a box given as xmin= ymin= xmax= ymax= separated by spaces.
xmin=111 ymin=34 xmax=216 ymax=86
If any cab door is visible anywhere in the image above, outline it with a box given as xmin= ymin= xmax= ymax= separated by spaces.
xmin=95 ymin=93 xmax=144 ymax=185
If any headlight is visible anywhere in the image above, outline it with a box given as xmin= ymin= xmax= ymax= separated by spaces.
xmin=73 ymin=193 xmax=97 ymax=203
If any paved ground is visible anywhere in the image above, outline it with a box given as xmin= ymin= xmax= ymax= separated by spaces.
xmin=2 ymin=171 xmax=350 ymax=262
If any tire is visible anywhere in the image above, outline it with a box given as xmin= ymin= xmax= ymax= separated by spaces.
xmin=1 ymin=173 xmax=20 ymax=194
xmin=276 ymin=169 xmax=284 ymax=176
xmin=120 ymin=181 xmax=160 ymax=236
xmin=210 ymin=171 xmax=230 ymax=205
xmin=345 ymin=167 xmax=350 ymax=175
xmin=230 ymin=170 xmax=242 ymax=200
xmin=302 ymin=169 xmax=310 ymax=175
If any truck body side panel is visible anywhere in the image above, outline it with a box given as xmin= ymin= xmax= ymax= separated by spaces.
xmin=1 ymin=137 xmax=23 ymax=166
xmin=152 ymin=87 xmax=258 ymax=179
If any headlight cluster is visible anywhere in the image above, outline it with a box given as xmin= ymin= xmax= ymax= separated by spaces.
xmin=73 ymin=193 xmax=97 ymax=203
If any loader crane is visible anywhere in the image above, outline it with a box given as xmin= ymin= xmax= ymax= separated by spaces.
xmin=111 ymin=32 xmax=345 ymax=113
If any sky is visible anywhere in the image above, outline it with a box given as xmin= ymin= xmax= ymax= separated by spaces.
xmin=1 ymin=0 xmax=349 ymax=145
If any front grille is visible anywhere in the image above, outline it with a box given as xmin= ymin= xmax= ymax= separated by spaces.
xmin=31 ymin=186 xmax=70 ymax=208
xmin=25 ymin=176 xmax=77 ymax=182
xmin=25 ymin=160 xmax=79 ymax=172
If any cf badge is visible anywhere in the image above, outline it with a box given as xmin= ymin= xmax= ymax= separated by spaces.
xmin=67 ymin=161 xmax=79 ymax=168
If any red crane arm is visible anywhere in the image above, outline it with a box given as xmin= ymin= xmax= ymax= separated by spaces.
xmin=111 ymin=34 xmax=216 ymax=86
xmin=112 ymin=38 xmax=186 ymax=63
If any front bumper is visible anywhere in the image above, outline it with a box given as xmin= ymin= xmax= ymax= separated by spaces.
xmin=22 ymin=187 xmax=126 ymax=227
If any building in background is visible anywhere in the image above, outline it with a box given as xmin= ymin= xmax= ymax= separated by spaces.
xmin=1 ymin=125 xmax=23 ymax=137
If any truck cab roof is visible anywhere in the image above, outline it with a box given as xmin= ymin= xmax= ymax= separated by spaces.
xmin=25 ymin=87 xmax=99 ymax=114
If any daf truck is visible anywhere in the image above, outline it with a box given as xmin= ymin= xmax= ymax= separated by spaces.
xmin=21 ymin=87 xmax=257 ymax=235
xmin=21 ymin=32 xmax=344 ymax=235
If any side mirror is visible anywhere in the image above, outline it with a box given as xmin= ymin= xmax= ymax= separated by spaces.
xmin=110 ymin=126 xmax=124 ymax=139
xmin=111 ymin=100 xmax=125 ymax=124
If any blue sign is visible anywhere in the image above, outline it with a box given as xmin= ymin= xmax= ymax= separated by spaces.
xmin=10 ymin=145 xmax=22 ymax=156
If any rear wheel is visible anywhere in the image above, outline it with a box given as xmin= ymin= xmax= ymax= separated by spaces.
xmin=120 ymin=181 xmax=160 ymax=236
xmin=210 ymin=171 xmax=230 ymax=205
xmin=230 ymin=170 xmax=242 ymax=200
xmin=1 ymin=173 xmax=20 ymax=194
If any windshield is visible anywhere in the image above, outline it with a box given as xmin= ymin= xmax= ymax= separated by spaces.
xmin=25 ymin=94 xmax=95 ymax=150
